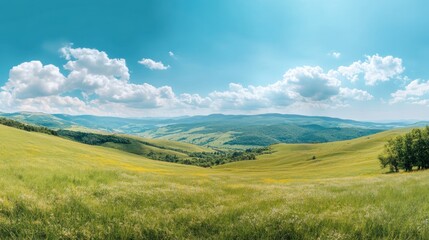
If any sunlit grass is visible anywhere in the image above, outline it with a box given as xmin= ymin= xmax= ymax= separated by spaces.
xmin=1 ymin=125 xmax=428 ymax=239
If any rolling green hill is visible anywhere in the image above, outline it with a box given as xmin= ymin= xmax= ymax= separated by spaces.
xmin=2 ymin=112 xmax=417 ymax=149
xmin=56 ymin=129 xmax=213 ymax=161
xmin=0 ymin=112 xmax=161 ymax=133
xmin=0 ymin=117 xmax=262 ymax=167
xmin=144 ymin=123 xmax=383 ymax=149
xmin=2 ymin=125 xmax=429 ymax=239
xmin=117 ymin=134 xmax=214 ymax=154
xmin=137 ymin=114 xmax=396 ymax=148
xmin=217 ymin=128 xmax=411 ymax=180
xmin=0 ymin=112 xmax=73 ymax=128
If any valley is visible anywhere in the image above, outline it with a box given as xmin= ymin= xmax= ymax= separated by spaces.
xmin=0 ymin=112 xmax=416 ymax=149
xmin=0 ymin=119 xmax=428 ymax=238
xmin=2 ymin=1 xmax=428 ymax=238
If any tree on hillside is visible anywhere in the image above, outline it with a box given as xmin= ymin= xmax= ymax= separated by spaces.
xmin=401 ymin=134 xmax=414 ymax=171
xmin=379 ymin=138 xmax=400 ymax=172
xmin=379 ymin=127 xmax=429 ymax=172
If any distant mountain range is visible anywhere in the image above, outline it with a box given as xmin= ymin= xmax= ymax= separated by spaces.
xmin=1 ymin=112 xmax=426 ymax=149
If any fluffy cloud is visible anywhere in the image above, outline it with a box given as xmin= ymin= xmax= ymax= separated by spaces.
xmin=391 ymin=79 xmax=429 ymax=105
xmin=206 ymin=66 xmax=370 ymax=111
xmin=179 ymin=93 xmax=211 ymax=108
xmin=62 ymin=47 xmax=176 ymax=108
xmin=209 ymin=83 xmax=277 ymax=110
xmin=95 ymin=81 xmax=176 ymax=108
xmin=282 ymin=66 xmax=340 ymax=101
xmin=337 ymin=55 xmax=404 ymax=85
xmin=0 ymin=91 xmax=13 ymax=110
xmin=0 ymin=92 xmax=96 ymax=115
xmin=138 ymin=58 xmax=170 ymax=70
xmin=338 ymin=88 xmax=373 ymax=101
xmin=0 ymin=49 xmax=395 ymax=116
xmin=17 ymin=96 xmax=91 ymax=114
xmin=0 ymin=47 xmax=180 ymax=114
xmin=61 ymin=46 xmax=130 ymax=81
xmin=3 ymin=61 xmax=66 ymax=99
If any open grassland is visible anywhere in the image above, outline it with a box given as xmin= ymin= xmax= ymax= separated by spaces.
xmin=216 ymin=128 xmax=411 ymax=180
xmin=1 ymin=125 xmax=429 ymax=239
xmin=125 ymin=136 xmax=214 ymax=153
xmin=115 ymin=134 xmax=214 ymax=156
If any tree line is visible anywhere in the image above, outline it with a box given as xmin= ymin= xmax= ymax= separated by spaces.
xmin=134 ymin=148 xmax=270 ymax=168
xmin=57 ymin=130 xmax=131 ymax=145
xmin=0 ymin=117 xmax=57 ymax=135
xmin=379 ymin=127 xmax=429 ymax=172
xmin=186 ymin=148 xmax=270 ymax=167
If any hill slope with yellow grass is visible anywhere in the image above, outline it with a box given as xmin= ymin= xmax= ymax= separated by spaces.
xmin=217 ymin=128 xmax=410 ymax=180
xmin=2 ymin=125 xmax=429 ymax=239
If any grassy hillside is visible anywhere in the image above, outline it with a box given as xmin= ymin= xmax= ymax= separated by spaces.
xmin=3 ymin=125 xmax=429 ymax=238
xmin=0 ymin=116 xmax=219 ymax=165
xmin=0 ymin=112 xmax=158 ymax=131
xmin=119 ymin=134 xmax=213 ymax=153
xmin=217 ymin=128 xmax=411 ymax=179
xmin=4 ymin=112 xmax=414 ymax=149
xmin=0 ymin=124 xmax=201 ymax=174
xmin=56 ymin=129 xmax=213 ymax=161
xmin=0 ymin=117 xmax=264 ymax=168
xmin=0 ymin=112 xmax=73 ymax=128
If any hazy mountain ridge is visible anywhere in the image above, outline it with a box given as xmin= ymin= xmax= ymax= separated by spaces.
xmin=0 ymin=112 xmax=422 ymax=149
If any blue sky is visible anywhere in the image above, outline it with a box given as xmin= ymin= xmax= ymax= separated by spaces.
xmin=1 ymin=0 xmax=429 ymax=120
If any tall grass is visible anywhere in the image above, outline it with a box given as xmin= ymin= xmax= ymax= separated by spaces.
xmin=1 ymin=125 xmax=428 ymax=239
xmin=2 ymin=169 xmax=429 ymax=239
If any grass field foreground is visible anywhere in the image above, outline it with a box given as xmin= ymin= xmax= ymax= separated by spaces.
xmin=1 ymin=125 xmax=428 ymax=239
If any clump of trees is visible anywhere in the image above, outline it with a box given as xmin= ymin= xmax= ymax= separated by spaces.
xmin=187 ymin=148 xmax=270 ymax=167
xmin=146 ymin=151 xmax=180 ymax=163
xmin=0 ymin=117 xmax=57 ymax=135
xmin=379 ymin=127 xmax=429 ymax=172
xmin=57 ymin=130 xmax=131 ymax=145
xmin=135 ymin=147 xmax=271 ymax=168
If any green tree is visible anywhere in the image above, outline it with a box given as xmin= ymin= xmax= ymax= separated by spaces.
xmin=379 ymin=127 xmax=429 ymax=172
xmin=379 ymin=138 xmax=400 ymax=172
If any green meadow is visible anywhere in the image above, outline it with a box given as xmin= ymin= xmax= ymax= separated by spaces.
xmin=1 ymin=124 xmax=429 ymax=239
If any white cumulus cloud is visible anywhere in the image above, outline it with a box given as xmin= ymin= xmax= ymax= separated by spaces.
xmin=338 ymin=88 xmax=373 ymax=101
xmin=282 ymin=66 xmax=340 ymax=101
xmin=179 ymin=93 xmax=211 ymax=108
xmin=138 ymin=58 xmax=170 ymax=70
xmin=61 ymin=46 xmax=130 ymax=81
xmin=17 ymin=96 xmax=92 ymax=114
xmin=0 ymin=48 xmax=398 ymax=116
xmin=0 ymin=47 xmax=181 ymax=115
xmin=390 ymin=79 xmax=429 ymax=105
xmin=94 ymin=81 xmax=176 ymax=108
xmin=337 ymin=54 xmax=404 ymax=85
xmin=3 ymin=61 xmax=66 ymax=99
xmin=61 ymin=47 xmax=176 ymax=108
xmin=209 ymin=83 xmax=277 ymax=110
xmin=206 ymin=66 xmax=370 ymax=111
